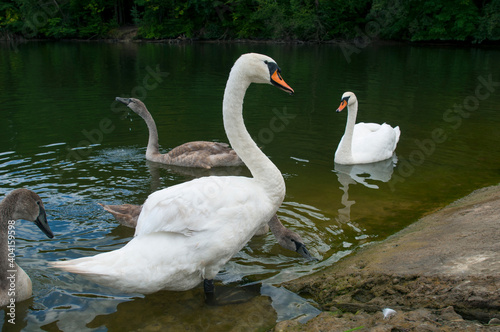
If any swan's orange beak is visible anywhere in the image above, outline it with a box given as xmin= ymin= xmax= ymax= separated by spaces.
xmin=271 ymin=70 xmax=294 ymax=95
xmin=336 ymin=99 xmax=348 ymax=113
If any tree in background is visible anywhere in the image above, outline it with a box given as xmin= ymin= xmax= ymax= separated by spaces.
xmin=0 ymin=0 xmax=498 ymax=42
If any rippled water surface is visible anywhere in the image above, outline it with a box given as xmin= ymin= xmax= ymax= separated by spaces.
xmin=0 ymin=41 xmax=499 ymax=331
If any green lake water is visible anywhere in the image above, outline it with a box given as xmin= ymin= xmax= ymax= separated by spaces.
xmin=0 ymin=41 xmax=499 ymax=331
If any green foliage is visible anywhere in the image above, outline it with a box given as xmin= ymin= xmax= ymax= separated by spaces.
xmin=0 ymin=0 xmax=498 ymax=42
xmin=0 ymin=2 xmax=19 ymax=26
xmin=69 ymin=0 xmax=118 ymax=38
xmin=407 ymin=0 xmax=479 ymax=41
xmin=78 ymin=1 xmax=105 ymax=37
xmin=476 ymin=0 xmax=500 ymax=42
xmin=137 ymin=0 xmax=188 ymax=39
xmin=131 ymin=5 xmax=142 ymax=25
xmin=40 ymin=17 xmax=77 ymax=38
xmin=238 ymin=0 xmax=287 ymax=39
xmin=0 ymin=1 xmax=21 ymax=35
xmin=370 ymin=0 xmax=481 ymax=41
xmin=344 ymin=327 xmax=365 ymax=332
xmin=318 ymin=0 xmax=372 ymax=40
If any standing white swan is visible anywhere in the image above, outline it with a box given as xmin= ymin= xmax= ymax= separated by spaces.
xmin=51 ymin=53 xmax=294 ymax=300
xmin=115 ymin=97 xmax=243 ymax=169
xmin=334 ymin=92 xmax=400 ymax=165
xmin=0 ymin=189 xmax=54 ymax=307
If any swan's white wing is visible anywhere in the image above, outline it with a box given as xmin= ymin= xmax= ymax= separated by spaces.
xmin=135 ymin=176 xmax=272 ymax=237
xmin=351 ymin=123 xmax=400 ymax=164
xmin=354 ymin=122 xmax=382 ymax=133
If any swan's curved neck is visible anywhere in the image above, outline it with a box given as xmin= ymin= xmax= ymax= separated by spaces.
xmin=136 ymin=107 xmax=167 ymax=162
xmin=268 ymin=215 xmax=285 ymax=237
xmin=337 ymin=101 xmax=358 ymax=161
xmin=222 ymin=66 xmax=285 ymax=203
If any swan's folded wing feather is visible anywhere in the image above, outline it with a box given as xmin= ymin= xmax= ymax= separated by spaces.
xmin=351 ymin=123 xmax=400 ymax=163
xmin=134 ymin=176 xmax=267 ymax=237
xmin=168 ymin=141 xmax=231 ymax=157
xmin=355 ymin=122 xmax=382 ymax=134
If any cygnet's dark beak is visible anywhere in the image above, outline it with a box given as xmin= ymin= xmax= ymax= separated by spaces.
xmin=34 ymin=204 xmax=54 ymax=239
xmin=115 ymin=97 xmax=131 ymax=105
xmin=294 ymin=241 xmax=317 ymax=261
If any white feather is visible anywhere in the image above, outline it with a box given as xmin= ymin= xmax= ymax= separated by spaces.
xmin=383 ymin=307 xmax=397 ymax=319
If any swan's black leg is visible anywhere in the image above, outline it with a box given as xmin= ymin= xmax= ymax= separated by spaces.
xmin=204 ymin=279 xmax=216 ymax=305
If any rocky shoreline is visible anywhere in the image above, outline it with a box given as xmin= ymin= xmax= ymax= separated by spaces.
xmin=276 ymin=184 xmax=500 ymax=331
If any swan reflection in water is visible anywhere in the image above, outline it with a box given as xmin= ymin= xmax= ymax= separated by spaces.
xmin=335 ymin=155 xmax=397 ymax=190
xmin=334 ymin=155 xmax=397 ymax=225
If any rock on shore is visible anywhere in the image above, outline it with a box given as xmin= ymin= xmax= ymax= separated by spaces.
xmin=277 ymin=184 xmax=500 ymax=331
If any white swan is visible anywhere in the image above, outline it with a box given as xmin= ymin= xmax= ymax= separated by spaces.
xmin=0 ymin=189 xmax=54 ymax=307
xmin=115 ymin=97 xmax=243 ymax=169
xmin=334 ymin=92 xmax=400 ymax=165
xmin=51 ymin=53 xmax=294 ymax=299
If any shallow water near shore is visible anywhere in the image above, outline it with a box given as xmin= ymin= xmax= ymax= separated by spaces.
xmin=0 ymin=41 xmax=499 ymax=331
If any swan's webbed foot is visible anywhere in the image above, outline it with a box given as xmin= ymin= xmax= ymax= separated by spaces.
xmin=204 ymin=279 xmax=216 ymax=306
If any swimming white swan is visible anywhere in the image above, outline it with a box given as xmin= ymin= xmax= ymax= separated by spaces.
xmin=51 ymin=53 xmax=294 ymax=299
xmin=0 ymin=189 xmax=54 ymax=307
xmin=97 ymin=203 xmax=314 ymax=259
xmin=334 ymin=92 xmax=400 ymax=165
xmin=116 ymin=97 xmax=243 ymax=169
